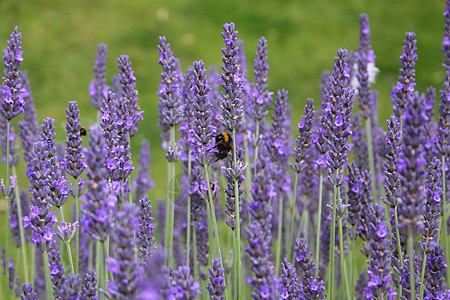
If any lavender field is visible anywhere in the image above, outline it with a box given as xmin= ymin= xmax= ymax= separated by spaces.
xmin=0 ymin=0 xmax=449 ymax=300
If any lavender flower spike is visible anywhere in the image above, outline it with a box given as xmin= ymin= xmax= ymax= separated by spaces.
xmin=0 ymin=26 xmax=25 ymax=121
xmin=21 ymin=283 xmax=37 ymax=300
xmin=137 ymin=197 xmax=155 ymax=264
xmin=118 ymin=55 xmax=143 ymax=136
xmin=172 ymin=266 xmax=201 ymax=299
xmin=391 ymin=32 xmax=418 ymax=121
xmin=294 ymin=238 xmax=326 ymax=299
xmin=89 ymin=44 xmax=108 ymax=111
xmin=220 ymin=22 xmax=245 ymax=132
xmin=64 ymin=101 xmax=86 ymax=179
xmin=190 ymin=60 xmax=216 ymax=166
xmin=47 ymin=246 xmax=67 ymax=299
xmin=107 ymin=204 xmax=140 ymax=299
xmin=207 ymin=258 xmax=226 ymax=300
xmin=133 ymin=140 xmax=154 ymax=200
xmin=280 ymin=258 xmax=301 ymax=300
xmin=157 ymin=36 xmax=183 ymax=143
xmin=79 ymin=269 xmax=98 ymax=300
xmin=81 ymin=126 xmax=117 ymax=242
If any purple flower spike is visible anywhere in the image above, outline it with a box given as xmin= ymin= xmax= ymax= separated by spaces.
xmin=207 ymin=258 xmax=226 ymax=300
xmin=64 ymin=101 xmax=86 ymax=180
xmin=137 ymin=197 xmax=155 ymax=264
xmin=118 ymin=55 xmax=143 ymax=137
xmin=21 ymin=283 xmax=37 ymax=300
xmin=107 ymin=204 xmax=139 ymax=299
xmin=294 ymin=238 xmax=325 ymax=299
xmin=47 ymin=246 xmax=67 ymax=299
xmin=323 ymin=49 xmax=355 ymax=186
xmin=382 ymin=116 xmax=401 ymax=208
xmin=364 ymin=204 xmax=397 ymax=299
xmin=391 ymin=32 xmax=418 ymax=120
xmin=157 ymin=36 xmax=183 ymax=144
xmin=79 ymin=269 xmax=97 ymax=300
xmin=190 ymin=60 xmax=217 ymax=166
xmin=423 ymin=246 xmax=448 ymax=299
xmin=397 ymin=92 xmax=426 ymax=233
xmin=0 ymin=26 xmax=25 ymax=121
xmin=356 ymin=13 xmax=377 ymax=119
xmin=25 ymin=139 xmax=58 ymax=250
xmin=0 ymin=114 xmax=20 ymax=167
xmin=280 ymin=258 xmax=301 ymax=300
xmin=220 ymin=22 xmax=245 ymax=132
xmin=172 ymin=266 xmax=201 ymax=299
xmin=81 ymin=126 xmax=116 ymax=242
xmin=89 ymin=44 xmax=108 ymax=111
xmin=133 ymin=140 xmax=154 ymax=200
xmin=18 ymin=71 xmax=39 ymax=166
xmin=293 ymin=98 xmax=315 ymax=175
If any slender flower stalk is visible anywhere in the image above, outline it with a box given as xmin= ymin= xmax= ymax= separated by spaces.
xmin=290 ymin=98 xmax=315 ymax=261
xmin=355 ymin=13 xmax=377 ymax=198
xmin=157 ymin=36 xmax=182 ymax=266
xmin=321 ymin=49 xmax=354 ymax=298
xmin=64 ymin=100 xmax=86 ymax=274
xmin=219 ymin=22 xmax=245 ymax=298
xmin=0 ymin=26 xmax=25 ymax=291
xmin=249 ymin=37 xmax=272 ymax=176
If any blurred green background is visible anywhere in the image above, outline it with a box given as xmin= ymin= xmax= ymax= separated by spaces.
xmin=0 ymin=0 xmax=446 ymax=198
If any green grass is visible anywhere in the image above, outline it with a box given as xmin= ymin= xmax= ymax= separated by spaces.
xmin=0 ymin=0 xmax=446 ymax=200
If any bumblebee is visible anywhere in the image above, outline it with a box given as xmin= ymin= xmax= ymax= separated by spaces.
xmin=80 ymin=126 xmax=87 ymax=136
xmin=214 ymin=132 xmax=233 ymax=161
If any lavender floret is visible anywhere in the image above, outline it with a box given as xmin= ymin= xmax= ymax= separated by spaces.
xmin=280 ymin=258 xmax=301 ymax=300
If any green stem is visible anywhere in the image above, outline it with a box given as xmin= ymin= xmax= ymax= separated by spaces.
xmin=408 ymin=227 xmax=415 ymax=300
xmin=74 ymin=189 xmax=80 ymax=274
xmin=243 ymin=132 xmax=252 ymax=203
xmin=167 ymin=125 xmax=176 ymax=267
xmin=418 ymin=252 xmax=427 ymax=299
xmin=351 ymin=232 xmax=356 ymax=300
xmin=315 ymin=174 xmax=324 ymax=278
xmin=4 ymin=120 xmax=10 ymax=291
xmin=231 ymin=228 xmax=237 ymax=300
xmin=186 ymin=152 xmax=192 ymax=267
xmin=329 ymin=170 xmax=338 ymax=300
xmin=12 ymin=166 xmax=29 ymax=283
xmin=287 ymin=173 xmax=299 ymax=262
xmin=102 ymin=240 xmax=110 ymax=286
xmin=59 ymin=207 xmax=75 ymax=273
xmin=164 ymin=160 xmax=171 ymax=261
xmin=338 ymin=215 xmax=351 ymax=299
xmin=204 ymin=166 xmax=228 ymax=300
xmin=275 ymin=188 xmax=284 ymax=276
xmin=42 ymin=249 xmax=53 ymax=300
xmin=192 ymin=226 xmax=199 ymax=283
xmin=365 ymin=117 xmax=377 ymax=201
xmin=96 ymin=241 xmax=105 ymax=298
xmin=394 ymin=206 xmax=404 ymax=268
xmin=232 ymin=129 xmax=242 ymax=299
